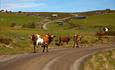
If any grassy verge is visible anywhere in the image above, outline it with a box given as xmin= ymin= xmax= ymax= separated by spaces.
xmin=83 ymin=49 xmax=115 ymax=70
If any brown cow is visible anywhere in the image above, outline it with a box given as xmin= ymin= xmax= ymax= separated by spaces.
xmin=42 ymin=34 xmax=56 ymax=52
xmin=58 ymin=36 xmax=70 ymax=45
xmin=73 ymin=34 xmax=82 ymax=48
xmin=96 ymin=27 xmax=109 ymax=37
xmin=96 ymin=32 xmax=106 ymax=37
xmin=31 ymin=34 xmax=55 ymax=53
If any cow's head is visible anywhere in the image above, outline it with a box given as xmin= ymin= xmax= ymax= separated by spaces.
xmin=31 ymin=34 xmax=38 ymax=41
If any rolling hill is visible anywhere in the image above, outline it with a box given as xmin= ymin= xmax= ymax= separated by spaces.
xmin=0 ymin=10 xmax=115 ymax=54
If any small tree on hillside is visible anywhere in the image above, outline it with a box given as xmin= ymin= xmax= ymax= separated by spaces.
xmin=18 ymin=11 xmax=22 ymax=13
xmin=10 ymin=22 xmax=16 ymax=27
xmin=23 ymin=22 xmax=36 ymax=28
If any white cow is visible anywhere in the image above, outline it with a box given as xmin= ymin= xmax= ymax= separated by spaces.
xmin=104 ymin=27 xmax=109 ymax=32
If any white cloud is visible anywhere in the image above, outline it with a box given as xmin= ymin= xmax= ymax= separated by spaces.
xmin=0 ymin=0 xmax=46 ymax=11
xmin=5 ymin=3 xmax=45 ymax=8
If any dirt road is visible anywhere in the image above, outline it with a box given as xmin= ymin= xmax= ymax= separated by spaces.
xmin=42 ymin=17 xmax=71 ymax=30
xmin=0 ymin=44 xmax=114 ymax=70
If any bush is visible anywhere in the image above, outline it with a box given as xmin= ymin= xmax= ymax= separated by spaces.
xmin=23 ymin=22 xmax=36 ymax=28
xmin=81 ymin=40 xmax=89 ymax=44
xmin=0 ymin=37 xmax=12 ymax=45
xmin=11 ymin=22 xmax=16 ymax=27
xmin=18 ymin=11 xmax=22 ymax=13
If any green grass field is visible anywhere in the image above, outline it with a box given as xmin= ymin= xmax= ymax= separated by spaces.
xmin=48 ymin=13 xmax=115 ymax=44
xmin=0 ymin=11 xmax=115 ymax=54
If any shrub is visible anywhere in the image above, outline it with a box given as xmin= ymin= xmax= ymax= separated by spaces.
xmin=18 ymin=11 xmax=22 ymax=13
xmin=23 ymin=22 xmax=36 ymax=28
xmin=0 ymin=37 xmax=12 ymax=45
xmin=11 ymin=22 xmax=16 ymax=27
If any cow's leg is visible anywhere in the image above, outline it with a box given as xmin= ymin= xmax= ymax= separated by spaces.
xmin=42 ymin=45 xmax=45 ymax=52
xmin=33 ymin=45 xmax=36 ymax=53
xmin=46 ymin=44 xmax=48 ymax=52
xmin=76 ymin=42 xmax=79 ymax=48
xmin=73 ymin=42 xmax=75 ymax=48
xmin=33 ymin=42 xmax=36 ymax=53
xmin=73 ymin=42 xmax=79 ymax=48
xmin=67 ymin=42 xmax=69 ymax=46
xmin=73 ymin=42 xmax=76 ymax=48
xmin=59 ymin=39 xmax=62 ymax=45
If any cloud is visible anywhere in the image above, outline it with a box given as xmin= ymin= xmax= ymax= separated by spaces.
xmin=0 ymin=0 xmax=46 ymax=11
xmin=4 ymin=3 xmax=45 ymax=8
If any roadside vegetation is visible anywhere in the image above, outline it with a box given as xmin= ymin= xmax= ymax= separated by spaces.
xmin=83 ymin=49 xmax=115 ymax=70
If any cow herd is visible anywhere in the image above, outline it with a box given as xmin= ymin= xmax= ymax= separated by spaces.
xmin=31 ymin=33 xmax=82 ymax=53
xmin=31 ymin=27 xmax=109 ymax=53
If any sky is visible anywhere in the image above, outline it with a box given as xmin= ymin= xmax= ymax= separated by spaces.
xmin=0 ymin=0 xmax=115 ymax=12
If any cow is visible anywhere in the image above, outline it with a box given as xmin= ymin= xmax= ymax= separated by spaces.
xmin=73 ymin=34 xmax=82 ymax=48
xmin=96 ymin=32 xmax=106 ymax=37
xmin=58 ymin=36 xmax=70 ymax=45
xmin=103 ymin=27 xmax=109 ymax=32
xmin=96 ymin=27 xmax=109 ymax=40
xmin=31 ymin=33 xmax=55 ymax=53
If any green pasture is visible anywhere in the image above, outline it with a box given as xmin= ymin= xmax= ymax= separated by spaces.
xmin=48 ymin=13 xmax=115 ymax=44
xmin=0 ymin=12 xmax=115 ymax=54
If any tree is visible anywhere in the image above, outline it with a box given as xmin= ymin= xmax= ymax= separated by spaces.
xmin=18 ymin=11 xmax=22 ymax=13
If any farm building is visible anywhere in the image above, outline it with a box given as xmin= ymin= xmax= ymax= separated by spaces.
xmin=71 ymin=14 xmax=79 ymax=17
xmin=51 ymin=14 xmax=58 ymax=17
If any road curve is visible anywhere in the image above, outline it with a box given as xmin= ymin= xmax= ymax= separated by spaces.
xmin=0 ymin=45 xmax=114 ymax=70
xmin=42 ymin=17 xmax=71 ymax=30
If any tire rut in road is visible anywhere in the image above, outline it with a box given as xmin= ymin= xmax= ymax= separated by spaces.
xmin=0 ymin=48 xmax=70 ymax=70
xmin=45 ymin=47 xmax=115 ymax=70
